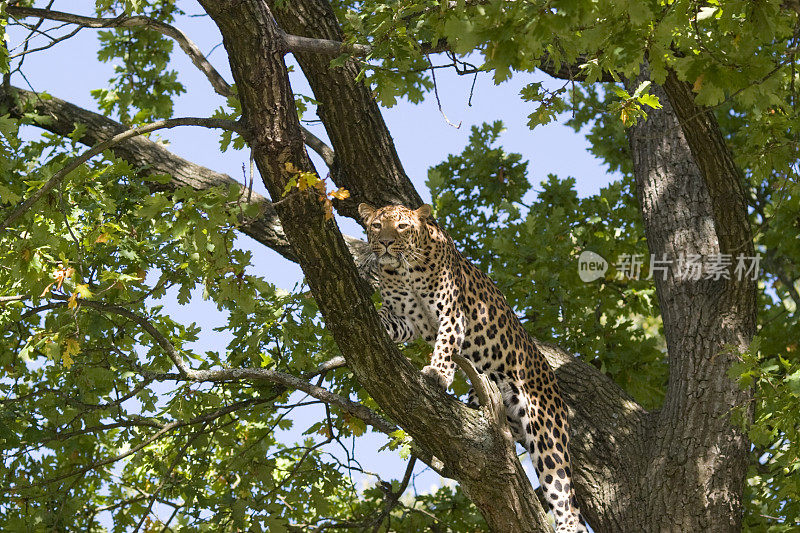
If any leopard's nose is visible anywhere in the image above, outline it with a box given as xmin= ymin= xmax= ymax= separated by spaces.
xmin=379 ymin=239 xmax=395 ymax=247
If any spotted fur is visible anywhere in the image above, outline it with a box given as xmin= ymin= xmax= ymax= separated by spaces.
xmin=359 ymin=203 xmax=587 ymax=533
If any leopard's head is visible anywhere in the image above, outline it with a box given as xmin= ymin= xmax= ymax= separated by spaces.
xmin=358 ymin=203 xmax=432 ymax=267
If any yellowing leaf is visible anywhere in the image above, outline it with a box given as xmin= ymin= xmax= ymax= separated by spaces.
xmin=75 ymin=284 xmax=92 ymax=298
xmin=63 ymin=338 xmax=80 ymax=368
xmin=68 ymin=292 xmax=78 ymax=309
xmin=693 ymin=73 xmax=705 ymax=93
xmin=53 ymin=266 xmax=75 ymax=290
xmin=620 ymin=107 xmax=631 ymax=126
xmin=316 ymin=423 xmax=332 ymax=438
xmin=95 ymin=233 xmax=110 ymax=243
xmin=343 ymin=414 xmax=366 ymax=436
xmin=296 ymin=175 xmax=308 ymax=191
xmin=297 ymin=171 xmax=319 ymax=191
xmin=40 ymin=283 xmax=54 ymax=298
xmin=329 ymin=187 xmax=350 ymax=200
xmin=323 ymin=198 xmax=334 ymax=221
xmin=64 ymin=338 xmax=80 ymax=356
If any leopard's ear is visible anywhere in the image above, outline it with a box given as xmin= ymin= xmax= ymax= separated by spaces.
xmin=358 ymin=203 xmax=376 ymax=221
xmin=415 ymin=204 xmax=432 ymax=220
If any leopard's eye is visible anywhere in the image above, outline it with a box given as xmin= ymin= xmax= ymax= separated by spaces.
xmin=397 ymin=223 xmax=410 ymax=230
xmin=371 ymin=222 xmax=382 ymax=230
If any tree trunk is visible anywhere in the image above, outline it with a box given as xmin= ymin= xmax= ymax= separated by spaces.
xmin=271 ymin=0 xmax=424 ymax=218
xmin=196 ymin=1 xmax=552 ymax=530
xmin=616 ymin=68 xmax=755 ymax=531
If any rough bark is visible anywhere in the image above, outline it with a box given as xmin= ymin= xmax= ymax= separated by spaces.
xmin=195 ymin=1 xmax=552 ymax=530
xmin=268 ymin=0 xmax=424 ymax=218
xmin=536 ymin=341 xmax=651 ymax=531
xmin=618 ymin=68 xmax=756 ymax=531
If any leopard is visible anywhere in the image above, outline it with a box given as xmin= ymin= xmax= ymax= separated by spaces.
xmin=358 ymin=202 xmax=587 ymax=533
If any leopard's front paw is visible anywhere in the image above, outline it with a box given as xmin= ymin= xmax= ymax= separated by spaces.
xmin=422 ymin=365 xmax=450 ymax=389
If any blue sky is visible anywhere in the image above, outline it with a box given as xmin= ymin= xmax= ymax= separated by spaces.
xmin=7 ymin=0 xmax=617 ymax=520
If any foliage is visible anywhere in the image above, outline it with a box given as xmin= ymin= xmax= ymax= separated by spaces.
xmin=282 ymin=163 xmax=350 ymax=221
xmin=607 ymin=81 xmax=663 ymax=127
xmin=92 ymin=2 xmax=186 ymax=125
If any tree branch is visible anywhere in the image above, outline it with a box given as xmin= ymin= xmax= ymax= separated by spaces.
xmin=5 ymin=5 xmax=336 ymax=167
xmin=662 ymin=70 xmax=755 ymax=263
xmin=7 ymin=5 xmax=230 ymax=100
xmin=371 ymin=454 xmax=417 ymax=531
xmin=764 ymin=251 xmax=800 ymax=314
xmin=11 ymin=296 xmax=395 ymax=442
xmin=278 ymin=29 xmax=372 ymax=57
xmin=0 ymin=115 xmax=243 ymax=234
xmin=70 ymin=299 xmax=398 ymax=437
xmin=0 ymin=85 xmax=376 ymax=282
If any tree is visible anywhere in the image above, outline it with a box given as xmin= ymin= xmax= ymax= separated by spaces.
xmin=1 ymin=0 xmax=798 ymax=531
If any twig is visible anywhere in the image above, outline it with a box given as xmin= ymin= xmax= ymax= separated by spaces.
xmin=8 ymin=24 xmax=84 ymax=60
xmin=7 ymin=6 xmax=230 ymax=98
xmin=0 ymin=294 xmax=28 ymax=303
xmin=371 ymin=455 xmax=417 ymax=532
xmin=305 ymin=356 xmax=347 ymax=379
xmin=278 ymin=29 xmax=371 ymax=57
xmin=7 ymin=419 xmax=182 ymax=492
xmin=302 ymin=127 xmax=336 ymax=167
xmin=426 ymin=54 xmax=461 ymax=129
xmin=451 ymin=353 xmax=490 ymax=408
xmin=131 ymin=425 xmax=205 ymax=533
xmin=452 ymin=353 xmax=510 ymax=435
xmin=7 ymin=396 xmax=272 ymax=494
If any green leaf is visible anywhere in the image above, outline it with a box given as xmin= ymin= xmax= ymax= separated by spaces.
xmin=638 ymin=94 xmax=662 ymax=109
xmin=786 ymin=370 xmax=800 ymax=397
